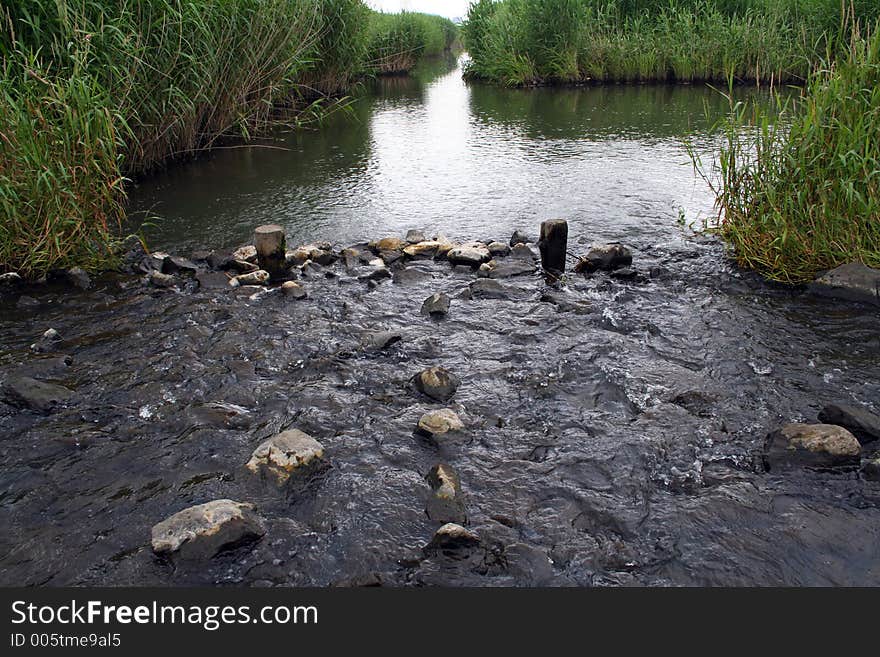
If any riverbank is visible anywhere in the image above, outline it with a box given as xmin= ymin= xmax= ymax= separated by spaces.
xmin=462 ymin=0 xmax=880 ymax=86
xmin=2 ymin=224 xmax=879 ymax=585
xmin=0 ymin=2 xmax=457 ymax=279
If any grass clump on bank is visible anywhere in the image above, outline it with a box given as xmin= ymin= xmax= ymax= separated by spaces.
xmin=462 ymin=0 xmax=880 ymax=86
xmin=700 ymin=23 xmax=880 ymax=283
xmin=0 ymin=1 xmax=458 ymax=278
xmin=367 ymin=11 xmax=459 ymax=74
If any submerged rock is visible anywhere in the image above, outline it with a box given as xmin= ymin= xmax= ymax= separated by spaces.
xmin=3 ymin=376 xmax=74 ymax=413
xmin=281 ymin=281 xmax=308 ymax=299
xmin=246 ymin=429 xmax=325 ymax=484
xmin=862 ymin=455 xmax=880 ymax=481
xmin=30 ymin=328 xmax=62 ymax=353
xmin=810 ymin=262 xmax=880 ymax=306
xmin=418 ymin=408 xmax=464 ymax=436
xmin=413 ymin=367 xmax=460 ymax=402
xmin=64 ymin=267 xmax=92 ymax=290
xmin=151 ymin=499 xmax=265 ymax=559
xmin=16 ymin=295 xmax=39 ymax=310
xmin=424 ymin=523 xmax=479 ymax=553
xmin=162 ymin=255 xmax=199 ymax=276
xmin=575 ymin=243 xmax=633 ymax=273
xmin=477 ymin=258 xmax=536 ymax=279
xmin=469 ymin=278 xmax=513 ymax=299
xmin=421 ymin=292 xmax=450 ymax=316
xmin=362 ymin=330 xmax=403 ymax=350
xmin=764 ymin=423 xmax=861 ymax=470
xmin=510 ymin=243 xmax=538 ymax=260
xmin=818 ymin=404 xmax=880 ymax=443
xmin=426 ymin=464 xmax=467 ymax=524
xmin=447 ymin=242 xmax=491 ymax=267
xmin=0 ymin=272 xmax=22 ymax=287
xmin=510 ymin=230 xmax=530 ymax=247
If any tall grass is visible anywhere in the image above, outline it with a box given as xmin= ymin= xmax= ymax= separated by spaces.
xmin=0 ymin=2 xmax=458 ymax=278
xmin=463 ymin=0 xmax=880 ymax=85
xmin=699 ymin=22 xmax=880 ymax=283
xmin=367 ymin=11 xmax=459 ymax=74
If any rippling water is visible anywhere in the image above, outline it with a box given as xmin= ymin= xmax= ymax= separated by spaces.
xmin=2 ymin=56 xmax=879 ymax=587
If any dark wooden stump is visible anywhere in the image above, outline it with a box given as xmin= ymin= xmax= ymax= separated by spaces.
xmin=539 ymin=219 xmax=568 ymax=273
xmin=254 ymin=224 xmax=287 ymax=281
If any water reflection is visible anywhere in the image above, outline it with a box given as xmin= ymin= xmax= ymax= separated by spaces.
xmin=128 ymin=56 xmax=782 ymax=253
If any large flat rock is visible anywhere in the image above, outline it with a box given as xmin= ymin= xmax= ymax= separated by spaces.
xmin=809 ymin=262 xmax=880 ymax=306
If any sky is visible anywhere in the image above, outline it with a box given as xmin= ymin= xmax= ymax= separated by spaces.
xmin=366 ymin=1 xmax=472 ymax=20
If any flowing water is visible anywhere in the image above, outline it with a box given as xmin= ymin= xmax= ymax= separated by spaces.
xmin=2 ymin=56 xmax=879 ymax=586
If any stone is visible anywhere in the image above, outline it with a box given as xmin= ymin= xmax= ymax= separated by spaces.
xmin=403 ymin=241 xmax=443 ymax=258
xmin=469 ymin=278 xmax=512 ymax=299
xmin=0 ymin=272 xmax=22 ymax=286
xmin=421 ymin=292 xmax=450 ymax=316
xmin=30 ymin=328 xmax=62 ymax=353
xmin=405 ymin=229 xmax=427 ymax=244
xmin=207 ymin=252 xmax=234 ymax=270
xmin=227 ymin=259 xmax=260 ymax=274
xmin=195 ymin=271 xmax=230 ymax=290
xmin=361 ymin=261 xmax=391 ymax=282
xmin=425 ymin=523 xmax=479 ymax=552
xmin=64 ymin=267 xmax=92 ymax=290
xmin=232 ymin=245 xmax=258 ymax=263
xmin=161 ymin=256 xmax=199 ymax=276
xmin=16 ymin=295 xmax=39 ymax=310
xmin=413 ymin=367 xmax=460 ymax=402
xmin=510 ymin=243 xmax=537 ymax=260
xmin=540 ymin=290 xmax=591 ymax=314
xmin=575 ymin=243 xmax=633 ymax=273
xmin=818 ymin=404 xmax=880 ymax=443
xmin=610 ymin=267 xmax=639 ymax=281
xmin=149 ymin=271 xmax=176 ymax=288
xmin=862 ymin=455 xmax=880 ymax=481
xmin=369 ymin=237 xmax=406 ymax=253
xmin=287 ymin=244 xmax=335 ymax=267
xmin=232 ymin=270 xmax=270 ymax=286
xmin=426 ymin=464 xmax=466 ymax=524
xmin=246 ymin=429 xmax=325 ymax=484
xmin=447 ymin=242 xmax=491 ymax=267
xmin=362 ymin=330 xmax=403 ymax=350
xmin=810 ymin=262 xmax=880 ymax=306
xmin=477 ymin=259 xmax=536 ymax=279
xmin=379 ymin=249 xmax=403 ymax=266
xmin=150 ymin=499 xmax=265 ymax=559
xmin=281 ymin=281 xmax=308 ymax=299
xmin=418 ymin=409 xmax=463 ymax=436
xmin=510 ymin=230 xmax=530 ymax=247
xmin=3 ymin=376 xmax=74 ymax=413
xmin=488 ymin=241 xmax=511 ymax=257
xmin=764 ymin=423 xmax=862 ymax=470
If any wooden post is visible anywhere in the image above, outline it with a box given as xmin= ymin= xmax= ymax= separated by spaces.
xmin=254 ymin=224 xmax=287 ymax=281
xmin=539 ymin=219 xmax=568 ymax=273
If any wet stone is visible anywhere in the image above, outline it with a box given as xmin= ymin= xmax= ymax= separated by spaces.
xmin=510 ymin=243 xmax=537 ymax=260
xmin=362 ymin=330 xmax=403 ymax=351
xmin=862 ymin=455 xmax=880 ymax=481
xmin=418 ymin=408 xmax=464 ymax=436
xmin=149 ymin=271 xmax=176 ymax=288
xmin=0 ymin=272 xmax=22 ymax=286
xmin=818 ymin=403 xmax=880 ymax=443
xmin=510 ymin=230 xmax=530 ymax=246
xmin=424 ymin=523 xmax=479 ymax=553
xmin=16 ymin=295 xmax=39 ymax=310
xmin=426 ymin=464 xmax=466 ymax=524
xmin=406 ymin=229 xmax=427 ymax=244
xmin=369 ymin=237 xmax=406 ymax=253
xmin=64 ymin=267 xmax=92 ymax=290
xmin=232 ymin=245 xmax=258 ymax=263
xmin=231 ymin=270 xmax=270 ymax=287
xmin=246 ymin=429 xmax=325 ymax=484
xmin=488 ymin=241 xmax=511 ymax=257
xmin=403 ymin=241 xmax=443 ymax=259
xmin=162 ymin=256 xmax=199 ymax=276
xmin=31 ymin=328 xmax=62 ymax=353
xmin=413 ymin=367 xmax=460 ymax=402
xmin=575 ymin=243 xmax=633 ymax=273
xmin=151 ymin=499 xmax=265 ymax=560
xmin=281 ymin=281 xmax=308 ymax=299
xmin=809 ymin=262 xmax=880 ymax=306
xmin=195 ymin=271 xmax=230 ymax=290
xmin=3 ymin=376 xmax=74 ymax=413
xmin=765 ymin=423 xmax=862 ymax=470
xmin=469 ymin=278 xmax=513 ymax=300
xmin=421 ymin=292 xmax=450 ymax=316
xmin=227 ymin=259 xmax=259 ymax=274
xmin=477 ymin=259 xmax=536 ymax=279
xmin=447 ymin=242 xmax=491 ymax=267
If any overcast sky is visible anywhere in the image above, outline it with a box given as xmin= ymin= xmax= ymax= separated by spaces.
xmin=367 ymin=1 xmax=472 ymax=20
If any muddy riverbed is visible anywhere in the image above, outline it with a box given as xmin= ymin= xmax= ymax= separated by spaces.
xmin=1 ymin=56 xmax=879 ymax=586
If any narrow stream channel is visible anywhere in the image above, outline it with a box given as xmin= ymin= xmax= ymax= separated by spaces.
xmin=1 ymin=56 xmax=878 ymax=586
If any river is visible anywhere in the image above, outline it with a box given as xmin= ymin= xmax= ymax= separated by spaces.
xmin=1 ymin=56 xmax=878 ymax=586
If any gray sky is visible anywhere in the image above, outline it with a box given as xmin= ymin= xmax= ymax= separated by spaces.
xmin=367 ymin=1 xmax=472 ymax=20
